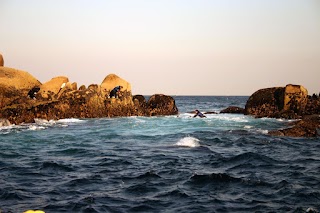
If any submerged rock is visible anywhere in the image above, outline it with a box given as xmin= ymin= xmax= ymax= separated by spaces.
xmin=220 ymin=106 xmax=245 ymax=114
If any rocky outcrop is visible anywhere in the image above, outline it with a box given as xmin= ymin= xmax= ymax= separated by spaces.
xmin=0 ymin=53 xmax=4 ymax=66
xmin=0 ymin=67 xmax=41 ymax=108
xmin=133 ymin=95 xmax=148 ymax=116
xmin=0 ymin=70 xmax=178 ymax=124
xmin=245 ymin=87 xmax=284 ymax=118
xmin=147 ymin=94 xmax=178 ymax=116
xmin=220 ymin=106 xmax=245 ymax=114
xmin=38 ymin=76 xmax=69 ymax=100
xmin=269 ymin=115 xmax=320 ymax=137
xmin=283 ymin=84 xmax=308 ymax=113
xmin=245 ymin=84 xmax=309 ymax=119
xmin=246 ymin=84 xmax=320 ymax=137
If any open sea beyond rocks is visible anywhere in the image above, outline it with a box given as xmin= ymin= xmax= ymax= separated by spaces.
xmin=0 ymin=96 xmax=319 ymax=213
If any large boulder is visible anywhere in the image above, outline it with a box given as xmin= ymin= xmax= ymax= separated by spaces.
xmin=101 ymin=74 xmax=131 ymax=94
xmin=147 ymin=94 xmax=178 ymax=116
xmin=0 ymin=53 xmax=4 ymax=66
xmin=0 ymin=67 xmax=41 ymax=107
xmin=245 ymin=84 xmax=309 ymax=119
xmin=245 ymin=87 xmax=284 ymax=118
xmin=38 ymin=76 xmax=69 ymax=100
xmin=0 ymin=67 xmax=41 ymax=90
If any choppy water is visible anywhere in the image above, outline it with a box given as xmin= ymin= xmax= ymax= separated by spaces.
xmin=0 ymin=96 xmax=319 ymax=213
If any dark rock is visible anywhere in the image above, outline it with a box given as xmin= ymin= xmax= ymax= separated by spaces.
xmin=245 ymin=84 xmax=309 ymax=119
xmin=133 ymin=95 xmax=148 ymax=116
xmin=0 ymin=53 xmax=3 ymax=66
xmin=245 ymin=87 xmax=284 ymax=117
xmin=220 ymin=106 xmax=245 ymax=114
xmin=204 ymin=111 xmax=218 ymax=114
xmin=269 ymin=115 xmax=320 ymax=137
xmin=147 ymin=94 xmax=178 ymax=116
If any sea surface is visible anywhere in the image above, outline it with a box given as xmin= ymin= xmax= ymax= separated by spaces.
xmin=0 ymin=96 xmax=319 ymax=213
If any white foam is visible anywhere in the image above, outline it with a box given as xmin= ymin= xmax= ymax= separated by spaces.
xmin=57 ymin=118 xmax=84 ymax=123
xmin=28 ymin=125 xmax=46 ymax=131
xmin=244 ymin=125 xmax=253 ymax=129
xmin=256 ymin=129 xmax=269 ymax=134
xmin=176 ymin=136 xmax=200 ymax=148
xmin=34 ymin=118 xmax=56 ymax=126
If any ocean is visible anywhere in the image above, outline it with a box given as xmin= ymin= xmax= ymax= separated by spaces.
xmin=0 ymin=96 xmax=319 ymax=213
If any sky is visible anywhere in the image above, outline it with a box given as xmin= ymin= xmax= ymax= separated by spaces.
xmin=1 ymin=0 xmax=319 ymax=95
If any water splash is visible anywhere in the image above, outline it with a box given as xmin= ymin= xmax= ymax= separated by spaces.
xmin=176 ymin=136 xmax=200 ymax=148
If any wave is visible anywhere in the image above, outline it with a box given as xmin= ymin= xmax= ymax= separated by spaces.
xmin=176 ymin=137 xmax=200 ymax=148
xmin=57 ymin=118 xmax=85 ymax=123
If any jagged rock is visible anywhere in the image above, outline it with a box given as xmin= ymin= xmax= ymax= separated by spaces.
xmin=245 ymin=87 xmax=284 ymax=118
xmin=283 ymin=84 xmax=308 ymax=113
xmin=0 ymin=118 xmax=11 ymax=126
xmin=269 ymin=115 xmax=320 ymax=137
xmin=133 ymin=95 xmax=148 ymax=116
xmin=79 ymin=85 xmax=86 ymax=90
xmin=245 ymin=84 xmax=310 ymax=119
xmin=147 ymin=94 xmax=178 ymax=116
xmin=0 ymin=53 xmax=4 ymax=66
xmin=88 ymin=84 xmax=100 ymax=92
xmin=0 ymin=69 xmax=178 ymax=124
xmin=220 ymin=106 xmax=245 ymax=114
xmin=39 ymin=76 xmax=69 ymax=100
xmin=305 ymin=95 xmax=320 ymax=115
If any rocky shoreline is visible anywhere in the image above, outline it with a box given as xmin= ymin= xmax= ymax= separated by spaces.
xmin=0 ymin=53 xmax=319 ymax=137
xmin=0 ymin=53 xmax=178 ymax=126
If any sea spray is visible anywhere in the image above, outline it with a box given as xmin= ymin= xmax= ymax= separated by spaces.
xmin=176 ymin=136 xmax=200 ymax=147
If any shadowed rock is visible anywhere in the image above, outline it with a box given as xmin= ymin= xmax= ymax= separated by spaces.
xmin=0 ymin=53 xmax=4 ymax=66
xmin=245 ymin=84 xmax=308 ymax=119
xmin=269 ymin=115 xmax=320 ymax=137
xmin=220 ymin=106 xmax=245 ymax=114
xmin=147 ymin=94 xmax=178 ymax=116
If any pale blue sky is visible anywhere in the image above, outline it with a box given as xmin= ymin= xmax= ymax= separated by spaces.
xmin=1 ymin=0 xmax=319 ymax=95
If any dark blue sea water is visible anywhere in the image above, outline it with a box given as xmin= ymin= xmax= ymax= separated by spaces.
xmin=0 ymin=96 xmax=319 ymax=213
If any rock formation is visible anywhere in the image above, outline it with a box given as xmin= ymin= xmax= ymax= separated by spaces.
xmin=269 ymin=115 xmax=320 ymax=137
xmin=0 ymin=68 xmax=178 ymax=124
xmin=0 ymin=67 xmax=41 ymax=108
xmin=38 ymin=76 xmax=69 ymax=100
xmin=245 ymin=84 xmax=319 ymax=137
xmin=147 ymin=94 xmax=178 ymax=116
xmin=0 ymin=53 xmax=4 ymax=66
xmin=245 ymin=84 xmax=308 ymax=119
xmin=220 ymin=106 xmax=245 ymax=114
